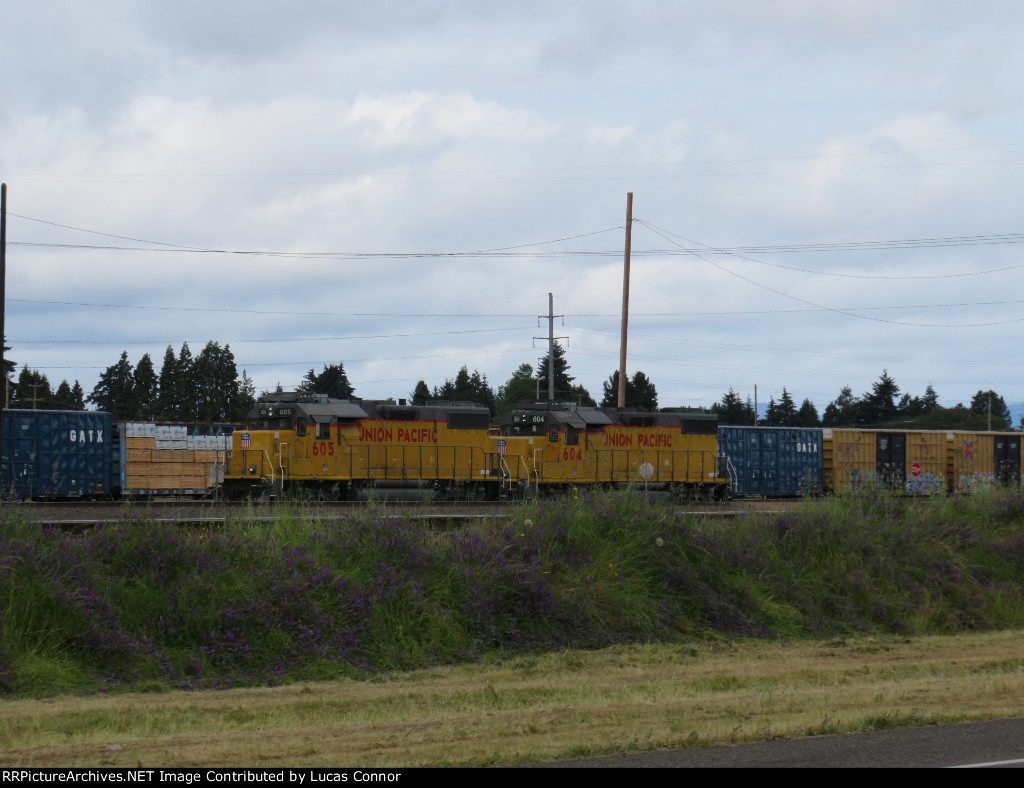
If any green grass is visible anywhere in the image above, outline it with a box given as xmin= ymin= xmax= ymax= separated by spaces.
xmin=2 ymin=487 xmax=1024 ymax=698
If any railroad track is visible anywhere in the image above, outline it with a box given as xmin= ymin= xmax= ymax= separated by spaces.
xmin=3 ymin=496 xmax=801 ymax=528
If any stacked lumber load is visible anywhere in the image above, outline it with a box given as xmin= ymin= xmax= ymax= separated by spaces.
xmin=121 ymin=423 xmax=231 ymax=494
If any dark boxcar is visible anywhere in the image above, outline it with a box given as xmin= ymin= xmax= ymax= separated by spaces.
xmin=2 ymin=409 xmax=114 ymax=499
xmin=718 ymin=426 xmax=823 ymax=497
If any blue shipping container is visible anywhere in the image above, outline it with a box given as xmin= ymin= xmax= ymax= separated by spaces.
xmin=2 ymin=409 xmax=114 ymax=499
xmin=719 ymin=426 xmax=823 ymax=497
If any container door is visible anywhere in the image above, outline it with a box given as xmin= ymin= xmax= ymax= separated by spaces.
xmin=876 ymin=433 xmax=906 ymax=491
xmin=753 ymin=431 xmax=778 ymax=495
xmin=994 ymin=435 xmax=1021 ymax=487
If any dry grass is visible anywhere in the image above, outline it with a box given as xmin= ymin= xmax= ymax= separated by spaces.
xmin=3 ymin=630 xmax=1024 ymax=767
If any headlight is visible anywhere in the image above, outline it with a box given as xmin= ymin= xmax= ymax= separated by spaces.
xmin=248 ymin=465 xmax=257 ymax=475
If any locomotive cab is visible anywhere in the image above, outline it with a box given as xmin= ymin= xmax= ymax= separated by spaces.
xmin=225 ymin=392 xmax=372 ymax=499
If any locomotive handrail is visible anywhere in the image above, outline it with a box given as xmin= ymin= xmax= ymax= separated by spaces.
xmin=278 ymin=443 xmax=289 ymax=484
xmin=264 ymin=449 xmax=275 ymax=483
xmin=498 ymin=452 xmax=533 ymax=493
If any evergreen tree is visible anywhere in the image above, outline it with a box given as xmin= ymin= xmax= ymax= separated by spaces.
xmin=71 ymin=381 xmax=86 ymax=410
xmin=157 ymin=343 xmax=196 ymax=420
xmin=133 ymin=353 xmax=159 ymax=419
xmin=231 ymin=370 xmax=257 ymax=421
xmin=298 ymin=363 xmax=355 ymax=399
xmin=970 ymin=390 xmax=1011 ymax=430
xmin=469 ymin=369 xmax=496 ymax=415
xmin=792 ymin=398 xmax=820 ymax=427
xmin=88 ymin=352 xmax=138 ymax=418
xmin=711 ymin=388 xmax=755 ymax=425
xmin=451 ymin=366 xmax=475 ymax=400
xmin=156 ymin=345 xmax=181 ymax=420
xmin=52 ymin=380 xmax=84 ymax=411
xmin=433 ymin=366 xmax=496 ymax=413
xmin=175 ymin=342 xmax=196 ymax=419
xmin=822 ymin=385 xmax=860 ymax=426
xmin=630 ymin=372 xmax=659 ymax=411
xmin=433 ymin=379 xmax=455 ymax=400
xmin=568 ymin=383 xmax=597 ymax=407
xmin=898 ymin=392 xmax=918 ymax=417
xmin=601 ymin=371 xmax=624 ymax=408
xmin=495 ymin=363 xmax=537 ymax=422
xmin=600 ymin=370 xmax=658 ymax=411
xmin=535 ymin=341 xmax=578 ymax=402
xmin=860 ymin=370 xmax=901 ymax=425
xmin=10 ymin=367 xmax=54 ymax=409
xmin=764 ymin=388 xmax=798 ymax=426
xmin=410 ymin=380 xmax=432 ymax=403
xmin=192 ymin=341 xmax=242 ymax=421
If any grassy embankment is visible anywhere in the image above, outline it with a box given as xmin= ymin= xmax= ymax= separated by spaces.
xmin=1 ymin=489 xmax=1023 ymax=765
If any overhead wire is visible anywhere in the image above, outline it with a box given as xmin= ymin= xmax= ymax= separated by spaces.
xmin=635 ymin=219 xmax=1024 ymax=328
xmin=8 ymin=211 xmax=1024 ymax=268
xmin=13 ymin=326 xmax=535 ymax=345
xmin=639 ymin=220 xmax=1024 ymax=279
xmin=9 ymin=296 xmax=1024 ymax=321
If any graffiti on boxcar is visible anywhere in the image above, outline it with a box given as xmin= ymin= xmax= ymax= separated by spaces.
xmin=842 ymin=468 xmax=877 ymax=493
xmin=959 ymin=472 xmax=996 ymax=494
xmin=905 ymin=472 xmax=946 ymax=496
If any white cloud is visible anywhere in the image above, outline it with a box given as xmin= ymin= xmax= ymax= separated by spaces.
xmin=346 ymin=92 xmax=557 ymax=148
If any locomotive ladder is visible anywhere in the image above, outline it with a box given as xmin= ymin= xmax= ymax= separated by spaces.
xmin=496 ymin=452 xmax=535 ymax=498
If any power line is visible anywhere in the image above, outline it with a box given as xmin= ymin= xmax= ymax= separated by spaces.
xmin=637 ymin=219 xmax=1024 ymax=279
xmin=9 ymin=211 xmax=1024 ymax=267
xmin=8 ymin=298 xmax=542 ymax=318
xmin=8 ymin=212 xmax=623 ymax=259
xmin=11 ymin=325 xmax=534 ymax=345
xmin=636 ymin=220 xmax=1024 ymax=328
xmin=18 ymin=296 xmax=1024 ymax=320
xmin=572 ymin=327 xmax=1024 ymax=369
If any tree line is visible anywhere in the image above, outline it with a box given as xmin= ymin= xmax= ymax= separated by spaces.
xmin=7 ymin=337 xmax=1019 ymax=432
xmin=7 ymin=341 xmax=256 ymax=423
xmin=712 ymin=370 xmax=1016 ymax=431
xmin=408 ymin=341 xmax=660 ymax=423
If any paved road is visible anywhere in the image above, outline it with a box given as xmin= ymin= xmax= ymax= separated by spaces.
xmin=532 ymin=718 xmax=1024 ymax=768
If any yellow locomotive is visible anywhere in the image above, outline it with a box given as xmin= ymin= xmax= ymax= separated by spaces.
xmin=223 ymin=393 xmax=726 ymax=500
xmin=496 ymin=402 xmax=727 ymax=499
xmin=223 ymin=393 xmax=497 ymax=499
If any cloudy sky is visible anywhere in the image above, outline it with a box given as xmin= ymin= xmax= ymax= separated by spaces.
xmin=3 ymin=1 xmax=1023 ymax=416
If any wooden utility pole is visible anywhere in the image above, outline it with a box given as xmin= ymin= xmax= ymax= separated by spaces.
xmin=1 ymin=183 xmax=6 ymax=456
xmin=617 ymin=192 xmax=632 ymax=409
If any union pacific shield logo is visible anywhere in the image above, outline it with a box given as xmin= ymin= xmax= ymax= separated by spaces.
xmin=241 ymin=433 xmax=251 ymax=448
